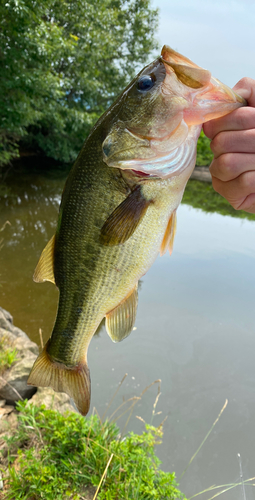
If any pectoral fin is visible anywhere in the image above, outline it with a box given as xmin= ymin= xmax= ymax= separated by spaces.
xmin=33 ymin=234 xmax=56 ymax=284
xmin=100 ymin=186 xmax=152 ymax=246
xmin=105 ymin=284 xmax=138 ymax=342
xmin=160 ymin=211 xmax=177 ymax=256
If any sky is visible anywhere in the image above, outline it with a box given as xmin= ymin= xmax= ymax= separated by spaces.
xmin=151 ymin=0 xmax=255 ymax=88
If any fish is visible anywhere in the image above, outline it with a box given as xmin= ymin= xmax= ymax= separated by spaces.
xmin=28 ymin=46 xmax=246 ymax=415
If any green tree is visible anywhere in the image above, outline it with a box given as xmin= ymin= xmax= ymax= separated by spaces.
xmin=0 ymin=0 xmax=158 ymax=167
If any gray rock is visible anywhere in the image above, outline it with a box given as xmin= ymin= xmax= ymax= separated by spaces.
xmin=0 ymin=308 xmax=13 ymax=333
xmin=191 ymin=165 xmax=212 ymax=183
xmin=0 ymin=311 xmax=39 ymax=404
xmin=0 ymin=308 xmax=74 ymax=413
xmin=12 ymin=326 xmax=31 ymax=340
xmin=29 ymin=387 xmax=75 ymax=414
xmin=0 ymin=349 xmax=37 ymax=402
xmin=0 ymin=307 xmax=31 ymax=340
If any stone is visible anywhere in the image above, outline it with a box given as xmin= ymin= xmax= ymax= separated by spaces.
xmin=29 ymin=387 xmax=75 ymax=414
xmin=191 ymin=165 xmax=212 ymax=183
xmin=0 ymin=308 xmax=74 ymax=413
xmin=0 ymin=308 xmax=13 ymax=333
xmin=0 ymin=309 xmax=39 ymax=404
xmin=0 ymin=350 xmax=37 ymax=402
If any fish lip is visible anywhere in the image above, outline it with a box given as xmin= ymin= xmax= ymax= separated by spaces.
xmin=194 ymin=79 xmax=247 ymax=107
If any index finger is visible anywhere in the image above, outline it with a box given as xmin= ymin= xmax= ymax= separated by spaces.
xmin=203 ymin=107 xmax=255 ymax=139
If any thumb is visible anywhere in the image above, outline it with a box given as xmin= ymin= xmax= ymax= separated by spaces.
xmin=232 ymin=77 xmax=255 ymax=107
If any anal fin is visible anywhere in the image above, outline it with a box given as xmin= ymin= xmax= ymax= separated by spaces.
xmin=160 ymin=211 xmax=177 ymax=256
xmin=105 ymin=284 xmax=138 ymax=342
xmin=33 ymin=234 xmax=56 ymax=284
xmin=27 ymin=340 xmax=91 ymax=416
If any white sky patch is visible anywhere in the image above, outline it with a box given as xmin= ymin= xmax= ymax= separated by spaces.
xmin=152 ymin=0 xmax=255 ymax=87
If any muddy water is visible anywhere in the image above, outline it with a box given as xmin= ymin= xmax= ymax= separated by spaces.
xmin=1 ymin=173 xmax=255 ymax=500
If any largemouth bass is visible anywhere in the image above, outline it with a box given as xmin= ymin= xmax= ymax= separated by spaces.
xmin=28 ymin=46 xmax=246 ymax=415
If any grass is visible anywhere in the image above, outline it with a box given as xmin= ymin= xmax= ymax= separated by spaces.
xmin=1 ymin=384 xmax=255 ymax=500
xmin=2 ymin=400 xmax=185 ymax=500
xmin=0 ymin=337 xmax=17 ymax=375
xmin=182 ymin=179 xmax=255 ymax=221
xmin=196 ymin=130 xmax=214 ymax=166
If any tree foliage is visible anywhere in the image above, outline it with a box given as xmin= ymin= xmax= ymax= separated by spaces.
xmin=0 ymin=0 xmax=159 ymax=167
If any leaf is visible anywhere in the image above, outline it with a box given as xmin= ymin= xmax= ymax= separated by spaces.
xmin=0 ymin=0 xmax=159 ymax=169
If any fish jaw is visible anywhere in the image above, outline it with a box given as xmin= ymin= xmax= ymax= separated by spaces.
xmin=161 ymin=46 xmax=247 ymax=125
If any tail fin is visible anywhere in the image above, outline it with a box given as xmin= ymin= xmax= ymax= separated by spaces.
xmin=27 ymin=341 xmax=91 ymax=416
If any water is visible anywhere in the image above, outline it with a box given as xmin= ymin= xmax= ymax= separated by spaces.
xmin=1 ymin=173 xmax=255 ymax=499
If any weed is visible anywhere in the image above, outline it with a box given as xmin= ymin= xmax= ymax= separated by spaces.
xmin=0 ymin=337 xmax=18 ymax=375
xmin=2 ymin=401 xmax=185 ymax=500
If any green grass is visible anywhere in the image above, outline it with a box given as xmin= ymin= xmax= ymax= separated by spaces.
xmin=182 ymin=179 xmax=255 ymax=221
xmin=2 ymin=401 xmax=185 ymax=500
xmin=0 ymin=337 xmax=18 ymax=374
xmin=196 ymin=130 xmax=214 ymax=166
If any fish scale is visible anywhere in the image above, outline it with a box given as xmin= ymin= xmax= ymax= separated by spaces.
xmin=28 ymin=45 xmax=246 ymax=415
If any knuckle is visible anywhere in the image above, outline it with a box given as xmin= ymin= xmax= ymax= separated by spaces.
xmin=211 ymin=176 xmax=221 ymax=194
xmin=231 ymin=199 xmax=243 ymax=210
xmin=235 ymin=77 xmax=251 ymax=89
xmin=203 ymin=122 xmax=214 ymax=140
xmin=238 ymin=107 xmax=255 ymax=129
xmin=238 ymin=171 xmax=255 ymax=191
xmin=210 ymin=132 xmax=227 ymax=155
xmin=209 ymin=155 xmax=230 ymax=180
xmin=217 ymin=153 xmax=238 ymax=180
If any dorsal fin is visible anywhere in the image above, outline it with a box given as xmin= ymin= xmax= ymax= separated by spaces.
xmin=33 ymin=234 xmax=56 ymax=284
xmin=100 ymin=186 xmax=152 ymax=246
xmin=160 ymin=211 xmax=177 ymax=257
xmin=105 ymin=284 xmax=138 ymax=342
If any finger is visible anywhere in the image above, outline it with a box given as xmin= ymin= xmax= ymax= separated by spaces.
xmin=211 ymin=170 xmax=255 ymax=210
xmin=203 ymin=107 xmax=255 ymax=139
xmin=233 ymin=77 xmax=255 ymax=107
xmin=210 ymin=128 xmax=255 ymax=158
xmin=238 ymin=193 xmax=255 ymax=213
xmin=209 ymin=153 xmax=255 ymax=181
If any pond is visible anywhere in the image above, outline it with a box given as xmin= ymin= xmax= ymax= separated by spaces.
xmin=0 ymin=172 xmax=255 ymax=500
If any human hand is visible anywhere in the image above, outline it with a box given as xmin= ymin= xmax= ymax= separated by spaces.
xmin=203 ymin=78 xmax=255 ymax=214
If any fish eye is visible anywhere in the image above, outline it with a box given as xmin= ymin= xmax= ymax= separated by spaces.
xmin=137 ymin=75 xmax=155 ymax=91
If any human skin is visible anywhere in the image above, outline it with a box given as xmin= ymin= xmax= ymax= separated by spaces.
xmin=203 ymin=78 xmax=255 ymax=214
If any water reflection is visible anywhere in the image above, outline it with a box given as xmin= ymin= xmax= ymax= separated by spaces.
xmin=0 ymin=173 xmax=255 ymax=500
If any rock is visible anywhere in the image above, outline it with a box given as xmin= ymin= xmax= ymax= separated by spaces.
xmin=29 ymin=387 xmax=75 ymax=414
xmin=0 ymin=308 xmax=74 ymax=413
xmin=191 ymin=165 xmax=212 ymax=183
xmin=0 ymin=309 xmax=39 ymax=404
xmin=0 ymin=350 xmax=37 ymax=402
xmin=0 ymin=307 xmax=32 ymax=341
xmin=0 ymin=308 xmax=13 ymax=333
